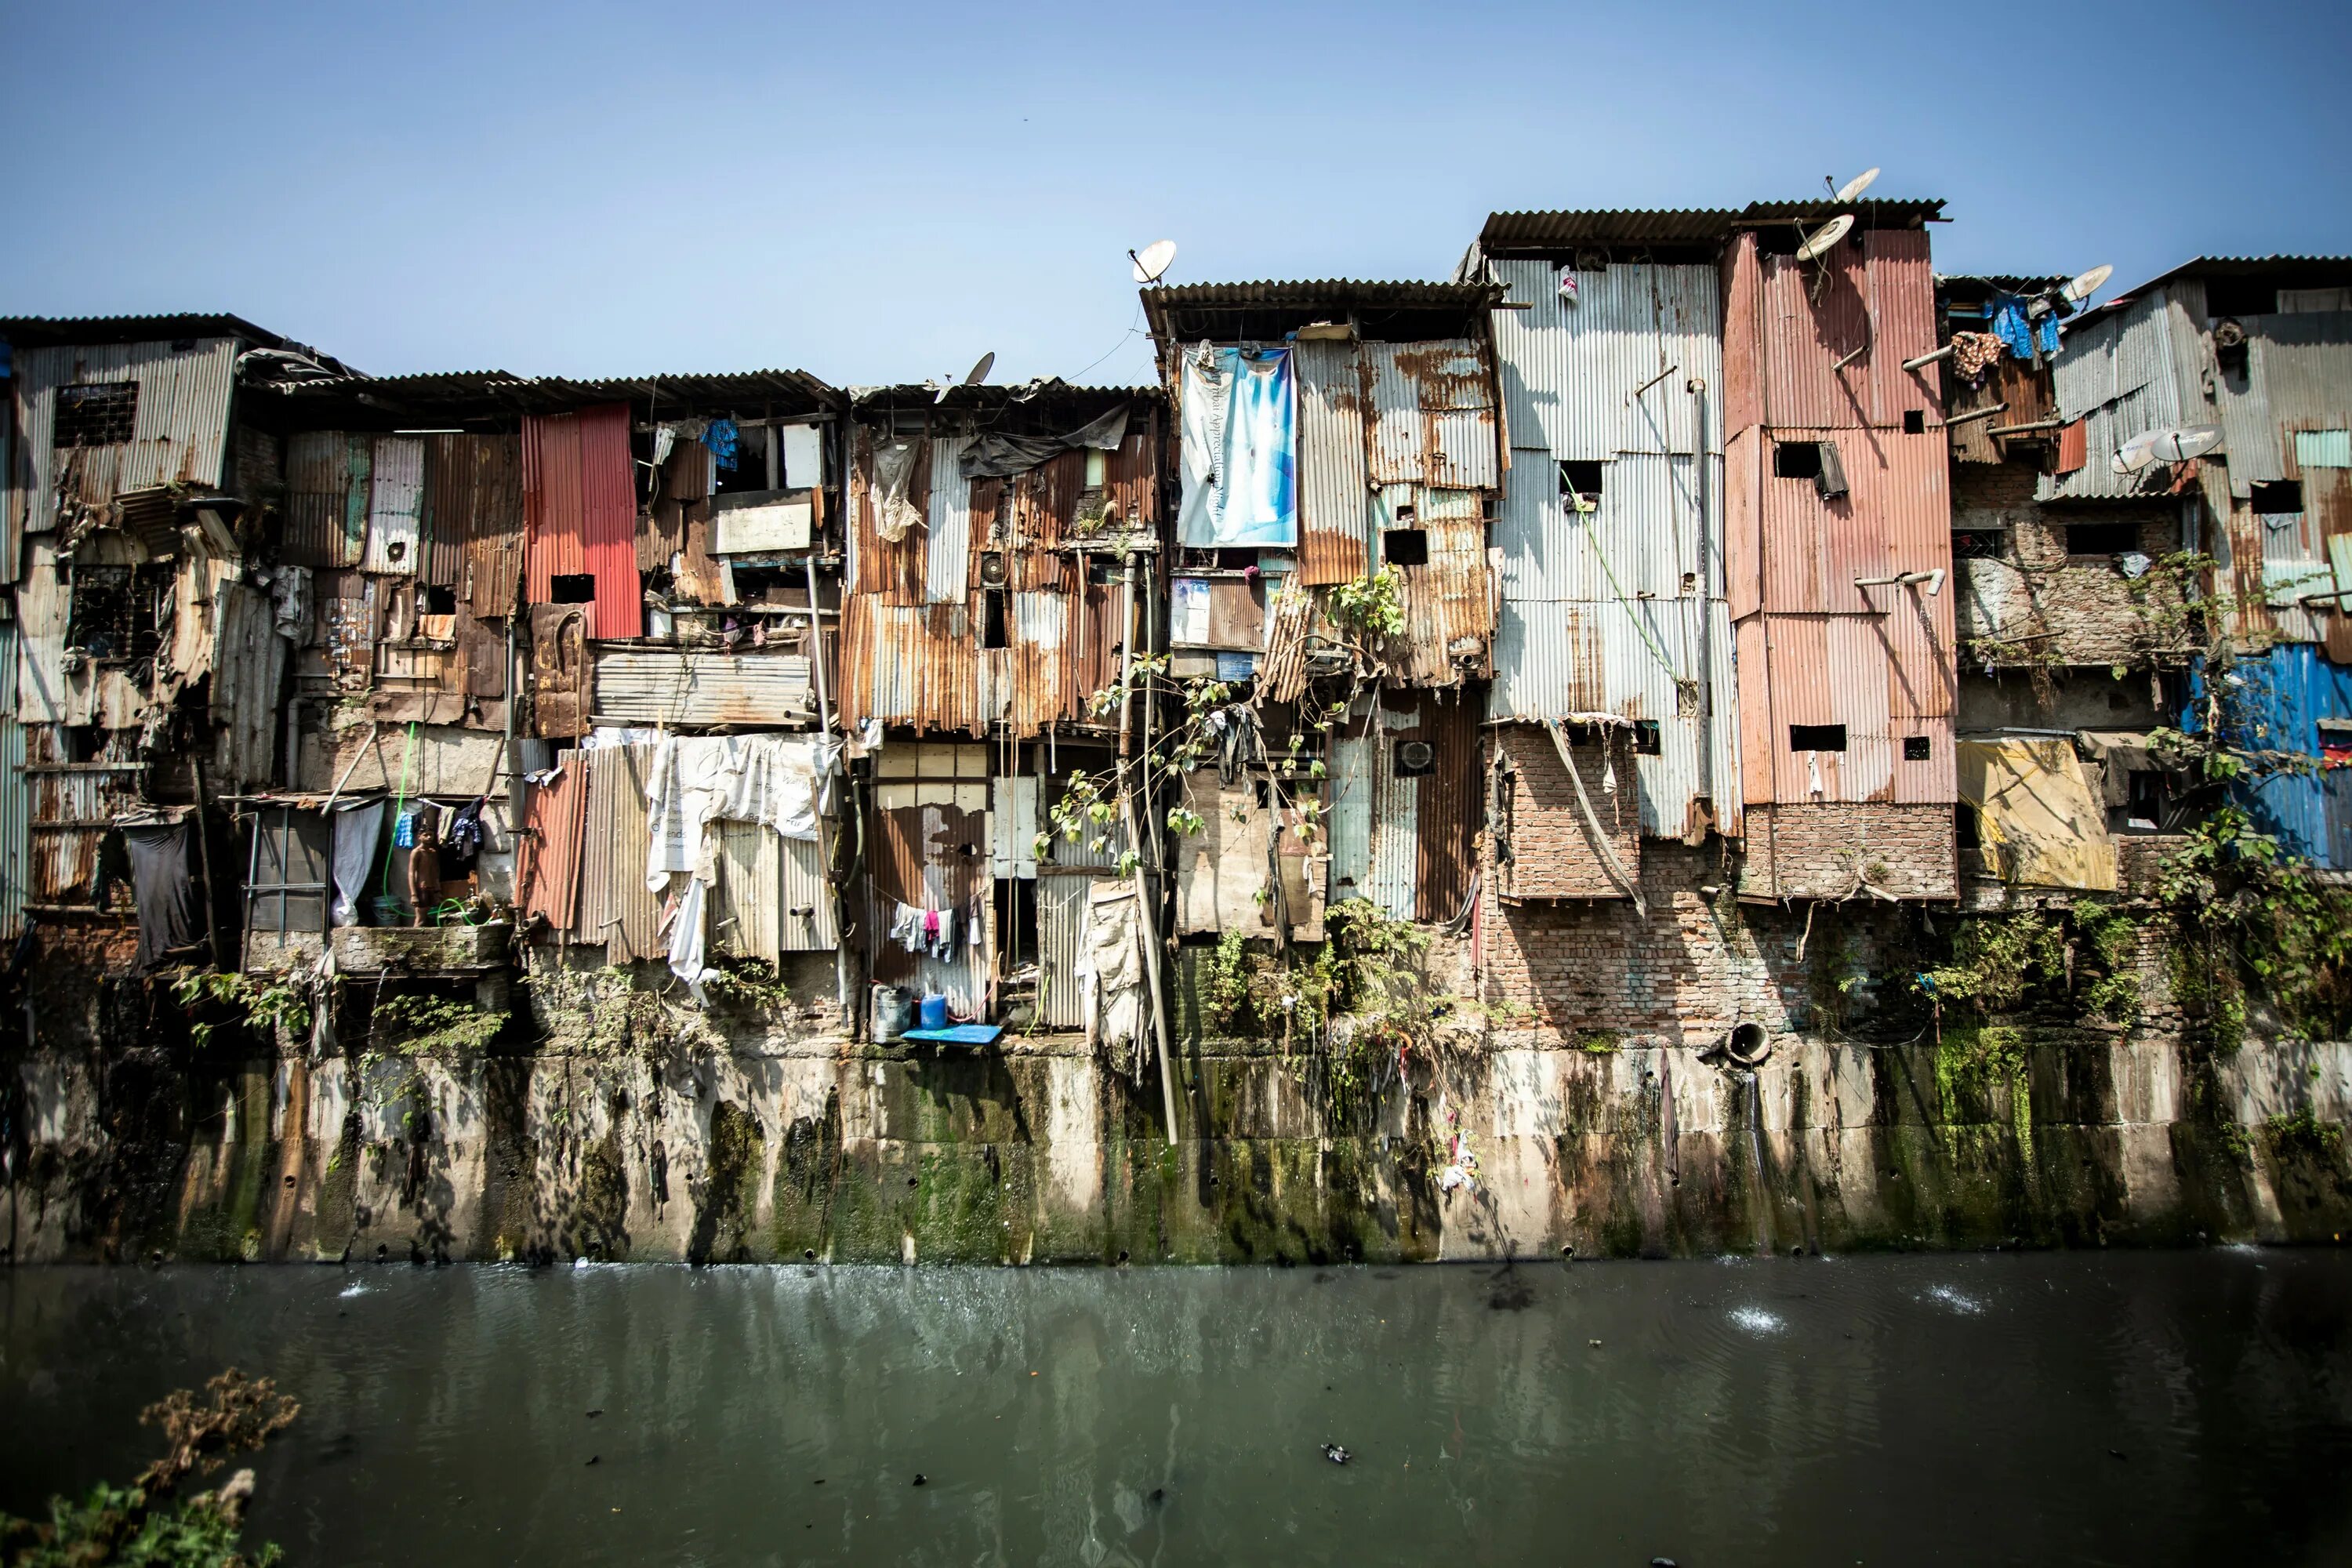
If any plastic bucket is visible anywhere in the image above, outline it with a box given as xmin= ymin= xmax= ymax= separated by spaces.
xmin=919 ymin=993 xmax=949 ymax=1031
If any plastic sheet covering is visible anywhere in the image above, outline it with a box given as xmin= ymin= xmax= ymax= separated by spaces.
xmin=1177 ymin=346 xmax=1295 ymax=548
xmin=1076 ymin=879 xmax=1148 ymax=1076
xmin=1957 ymin=737 xmax=2117 ymax=891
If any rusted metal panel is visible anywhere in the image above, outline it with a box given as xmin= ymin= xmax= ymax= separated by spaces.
xmin=423 ymin=434 xmax=523 ymax=614
xmin=519 ymin=750 xmax=587 ymax=932
xmin=779 ymin=831 xmax=837 ymax=952
xmin=578 ymin=742 xmax=660 ymax=962
xmin=714 ymin=820 xmax=782 ymax=964
xmin=1944 ymin=353 xmax=2056 ymax=464
xmin=1494 ymin=448 xmax=1718 ymax=602
xmin=1174 ymin=770 xmax=1271 ymax=935
xmin=1007 ymin=451 xmax=1086 ymax=592
xmin=529 ymin=603 xmax=590 ymax=739
xmin=10 ymin=339 xmax=239 ymax=536
xmin=589 ymin=648 xmax=814 ymax=727
xmin=24 ymin=734 xmax=144 ymax=909
xmin=1412 ymin=695 xmax=1477 ymax=921
xmin=1748 ymin=430 xmax=1947 ymax=615
xmin=14 ymin=536 xmax=69 ymax=724
xmin=1363 ymin=340 xmax=1500 ymax=491
xmin=1385 ymin=488 xmax=1491 ymax=687
xmin=848 ymin=428 xmax=930 ymax=606
xmin=361 ymin=437 xmax=425 ymax=574
xmin=210 ymin=582 xmax=285 ymax=788
xmin=281 ymin=432 xmax=361 ymax=568
xmin=838 ymin=598 xmax=985 ymax=737
xmin=523 ymin=405 xmax=641 ymax=638
xmin=642 ymin=442 xmax=710 ymax=575
xmin=1736 ymin=612 xmax=1907 ymax=805
xmin=1295 ymin=339 xmax=1371 ymax=585
xmin=1488 ymin=260 xmax=1723 ymax=460
xmin=1491 ymin=722 xmax=1641 ymax=901
xmin=0 ymin=626 xmax=24 ymax=937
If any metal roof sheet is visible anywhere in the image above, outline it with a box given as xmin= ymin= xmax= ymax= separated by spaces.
xmin=0 ymin=313 xmax=318 ymax=353
xmin=1478 ymin=209 xmax=1741 ymax=252
xmin=1143 ymin=279 xmax=1505 ymax=345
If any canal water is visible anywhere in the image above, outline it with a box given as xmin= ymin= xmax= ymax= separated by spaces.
xmin=2 ymin=1250 xmax=2348 ymax=1566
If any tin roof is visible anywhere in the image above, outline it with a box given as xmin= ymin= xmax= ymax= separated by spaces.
xmin=1478 ymin=208 xmax=1742 ymax=252
xmin=0 ymin=312 xmax=318 ymax=352
xmin=263 ymin=366 xmax=840 ymax=422
xmin=1142 ymin=279 xmax=1505 ymax=344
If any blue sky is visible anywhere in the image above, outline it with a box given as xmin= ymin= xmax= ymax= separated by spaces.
xmin=3 ymin=1 xmax=2347 ymax=387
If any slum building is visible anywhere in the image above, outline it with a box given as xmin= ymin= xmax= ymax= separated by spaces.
xmin=224 ymin=366 xmax=848 ymax=1024
xmin=1139 ymin=280 xmax=1504 ymax=979
xmin=1720 ymin=198 xmax=1960 ymax=901
xmin=1933 ymin=273 xmax=2190 ymax=903
xmin=1 ymin=314 xmax=360 ymax=978
xmin=836 ymin=379 xmax=1165 ymax=1044
xmin=2045 ymin=256 xmax=2352 ymax=868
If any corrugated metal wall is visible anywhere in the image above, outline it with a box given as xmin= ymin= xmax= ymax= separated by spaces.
xmin=283 ymin=432 xmax=366 ymax=568
xmin=425 ymin=434 xmax=524 ymax=614
xmin=1490 ymin=260 xmax=1722 ymax=459
xmin=361 ymin=437 xmax=424 ymax=574
xmin=2040 ymin=290 xmax=2188 ymax=502
xmin=518 ymin=750 xmax=587 ymax=929
xmin=1296 ymin=340 xmax=1372 ymax=585
xmin=590 ymin=649 xmax=815 ymax=728
xmin=1362 ymin=341 xmax=1501 ymax=490
xmin=9 ymin=338 xmax=239 ymax=534
xmin=2195 ymin=642 xmax=2352 ymax=867
xmin=926 ymin=436 xmax=973 ymax=605
xmin=1730 ymin=230 xmax=1940 ymax=431
xmin=578 ymin=742 xmax=660 ymax=961
xmin=1035 ymin=873 xmax=1095 ymax=1029
xmin=523 ymin=405 xmax=641 ymax=639
xmin=0 ymin=625 xmax=24 ymax=937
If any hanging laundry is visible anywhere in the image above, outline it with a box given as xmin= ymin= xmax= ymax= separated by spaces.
xmin=119 ymin=817 xmax=202 ymax=975
xmin=1948 ymin=330 xmax=2004 ymax=383
xmin=1987 ymin=293 xmax=2060 ymax=359
xmin=872 ymin=437 xmax=927 ymax=543
xmin=702 ymin=418 xmax=741 ymax=472
xmin=1176 ymin=344 xmax=1296 ymax=549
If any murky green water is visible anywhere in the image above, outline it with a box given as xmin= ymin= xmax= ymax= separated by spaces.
xmin=2 ymin=1251 xmax=2348 ymax=1566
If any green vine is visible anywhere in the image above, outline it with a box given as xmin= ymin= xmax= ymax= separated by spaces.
xmin=168 ymin=970 xmax=311 ymax=1049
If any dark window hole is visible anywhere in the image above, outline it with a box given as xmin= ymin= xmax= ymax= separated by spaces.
xmin=1773 ymin=442 xmax=1823 ymax=480
xmin=549 ymin=575 xmax=597 ymax=604
xmin=1632 ymin=720 xmax=1661 ymax=756
xmin=1904 ymin=735 xmax=1932 ymax=761
xmin=1789 ymin=724 xmax=1846 ymax=753
xmin=981 ymin=588 xmax=1008 ymax=650
xmin=2252 ymin=481 xmax=2303 ymax=516
xmin=1382 ymin=528 xmax=1427 ymax=567
xmin=53 ymin=383 xmax=138 ymax=448
xmin=2067 ymin=522 xmax=2138 ymax=555
xmin=1903 ymin=409 xmax=1926 ymax=434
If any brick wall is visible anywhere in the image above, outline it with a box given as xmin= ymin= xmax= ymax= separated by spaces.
xmin=1737 ymin=801 xmax=1957 ymax=900
xmin=1953 ymin=462 xmax=2187 ymax=670
xmin=1475 ymin=842 xmax=1890 ymax=1042
xmin=1491 ymin=722 xmax=1640 ymax=901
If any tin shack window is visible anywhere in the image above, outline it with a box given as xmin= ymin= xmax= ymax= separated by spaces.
xmin=53 ymin=383 xmax=139 ymax=448
xmin=246 ymin=808 xmax=332 ymax=936
xmin=66 ymin=564 xmax=169 ymax=661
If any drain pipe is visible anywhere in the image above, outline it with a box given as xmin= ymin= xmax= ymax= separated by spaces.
xmin=807 ymin=550 xmax=851 ymax=1022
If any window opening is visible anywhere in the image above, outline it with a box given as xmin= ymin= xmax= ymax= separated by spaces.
xmin=549 ymin=575 xmax=597 ymax=604
xmin=981 ymin=588 xmax=1009 ymax=650
xmin=1954 ymin=530 xmax=2002 ymax=560
xmin=1789 ymin=724 xmax=1846 ymax=752
xmin=2252 ymin=481 xmax=2303 ymax=515
xmin=1903 ymin=735 xmax=1932 ymax=761
xmin=1558 ymin=460 xmax=1605 ymax=510
xmin=53 ymin=383 xmax=138 ymax=448
xmin=2066 ymin=522 xmax=2138 ymax=555
xmin=1632 ymin=720 xmax=1661 ymax=756
xmin=2204 ymin=278 xmax=2277 ymax=318
xmin=1382 ymin=528 xmax=1428 ymax=567
xmin=1773 ymin=441 xmax=1823 ymax=480
xmin=1903 ymin=409 xmax=1926 ymax=435
xmin=422 ymin=584 xmax=457 ymax=616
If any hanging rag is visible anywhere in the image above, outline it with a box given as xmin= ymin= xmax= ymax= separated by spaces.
xmin=960 ymin=405 xmax=1131 ymax=480
xmin=702 ymin=418 xmax=741 ymax=472
xmin=1176 ymin=344 xmax=1296 ymax=549
xmin=1948 ymin=330 xmax=2004 ymax=384
xmin=120 ymin=818 xmax=202 ymax=975
xmin=1076 ymin=881 xmax=1148 ymax=1077
xmin=872 ymin=437 xmax=927 ymax=543
xmin=1987 ymin=293 xmax=2060 ymax=360
xmin=445 ymin=797 xmax=487 ymax=868
xmin=330 ymin=799 xmax=386 ymax=928
xmin=1814 ymin=438 xmax=1850 ymax=502
xmin=891 ymin=902 xmax=927 ymax=954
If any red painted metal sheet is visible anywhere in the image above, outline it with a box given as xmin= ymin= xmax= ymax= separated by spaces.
xmin=849 ymin=428 xmax=929 ymax=606
xmin=523 ymin=405 xmax=641 ymax=639
xmin=576 ymin=743 xmax=659 ymax=960
xmin=1751 ymin=229 xmax=1940 ymax=430
xmin=1723 ymin=426 xmax=1763 ymax=620
xmin=1722 ymin=235 xmax=1766 ymax=437
xmin=1750 ymin=430 xmax=1947 ymax=615
xmin=518 ymin=749 xmax=588 ymax=931
xmin=1412 ymin=694 xmax=1479 ymax=920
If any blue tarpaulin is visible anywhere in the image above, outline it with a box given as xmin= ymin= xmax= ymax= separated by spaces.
xmin=2186 ymin=643 xmax=2352 ymax=867
xmin=1177 ymin=346 xmax=1296 ymax=548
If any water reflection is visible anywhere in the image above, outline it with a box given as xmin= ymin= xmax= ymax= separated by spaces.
xmin=2 ymin=1251 xmax=2347 ymax=1566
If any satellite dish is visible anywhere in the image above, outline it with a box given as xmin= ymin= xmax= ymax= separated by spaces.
xmin=2112 ymin=431 xmax=2161 ymax=474
xmin=2148 ymin=423 xmax=2223 ymax=463
xmin=964 ymin=351 xmax=995 ymax=386
xmin=1131 ymin=239 xmax=1178 ymax=285
xmin=1834 ymin=166 xmax=1881 ymax=203
xmin=2063 ymin=264 xmax=2113 ymax=304
xmin=1795 ymin=213 xmax=1854 ymax=261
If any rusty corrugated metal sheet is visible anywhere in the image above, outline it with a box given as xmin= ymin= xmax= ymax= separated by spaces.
xmin=1731 ymin=430 xmax=1948 ymax=615
xmin=714 ymin=820 xmax=780 ymax=964
xmin=1362 ymin=340 xmax=1501 ymax=490
xmin=839 ymin=598 xmax=982 ymax=736
xmin=589 ymin=648 xmax=815 ymax=727
xmin=849 ymin=428 xmax=929 ymax=605
xmin=519 ymin=749 xmax=587 ymax=931
xmin=9 ymin=339 xmax=238 ymax=536
xmin=0 ymin=626 xmax=24 ymax=936
xmin=281 ymin=432 xmax=362 ymax=568
xmin=578 ymin=742 xmax=659 ymax=961
xmin=1385 ymin=488 xmax=1491 ymax=687
xmin=1036 ymin=872 xmax=1094 ymax=1029
xmin=1414 ymin=695 xmax=1477 ymax=921
xmin=361 ymin=436 xmax=424 ymax=574
xmin=869 ymin=793 xmax=990 ymax=1015
xmin=1727 ymin=230 xmax=1940 ymax=431
xmin=1944 ymin=353 xmax=2055 ymax=464
xmin=424 ymin=434 xmax=523 ymax=612
xmin=2038 ymin=290 xmax=2190 ymax=503
xmin=926 ymin=436 xmax=973 ymax=605
xmin=523 ymin=405 xmax=641 ymax=638
xmin=1731 ymin=612 xmax=1960 ymax=807
xmin=1296 ymin=339 xmax=1371 ymax=586
xmin=24 ymin=731 xmax=144 ymax=909
xmin=209 ymin=582 xmax=285 ymax=789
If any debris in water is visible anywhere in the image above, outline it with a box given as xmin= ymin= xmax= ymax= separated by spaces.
xmin=1588 ymin=1338 xmax=1603 ymax=1348
xmin=1320 ymin=1443 xmax=1350 ymax=1465
xmin=913 ymin=1474 xmax=927 ymax=1486
xmin=586 ymin=1409 xmax=603 ymax=1418
xmin=1651 ymin=1559 xmax=1678 ymax=1567
xmin=1149 ymin=1488 xmax=1166 ymax=1506
xmin=585 ymin=1456 xmax=600 ymax=1466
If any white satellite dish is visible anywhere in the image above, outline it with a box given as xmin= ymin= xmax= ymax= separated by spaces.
xmin=1795 ymin=213 xmax=1854 ymax=261
xmin=2063 ymin=264 xmax=2113 ymax=304
xmin=1131 ymin=239 xmax=1178 ymax=285
xmin=1834 ymin=166 xmax=1881 ymax=203
xmin=964 ymin=351 xmax=995 ymax=386
xmin=2148 ymin=423 xmax=2223 ymax=463
xmin=2113 ymin=431 xmax=2161 ymax=474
